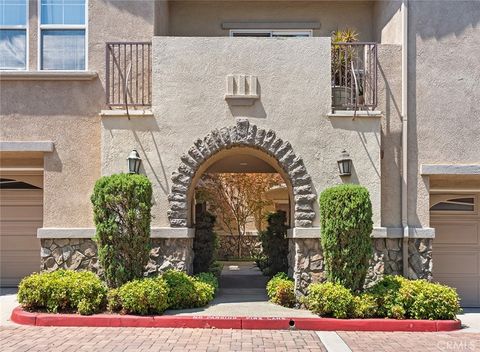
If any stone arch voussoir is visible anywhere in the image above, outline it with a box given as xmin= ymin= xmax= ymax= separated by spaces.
xmin=168 ymin=119 xmax=316 ymax=228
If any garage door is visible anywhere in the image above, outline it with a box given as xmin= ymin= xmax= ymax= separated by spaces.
xmin=0 ymin=176 xmax=43 ymax=287
xmin=431 ymin=193 xmax=480 ymax=307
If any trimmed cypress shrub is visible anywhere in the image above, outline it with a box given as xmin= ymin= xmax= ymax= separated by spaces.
xmin=91 ymin=173 xmax=152 ymax=288
xmin=193 ymin=211 xmax=218 ymax=274
xmin=319 ymin=184 xmax=373 ymax=292
xmin=257 ymin=211 xmax=289 ymax=276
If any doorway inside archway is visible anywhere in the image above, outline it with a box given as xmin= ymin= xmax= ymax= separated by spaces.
xmin=192 ymin=149 xmax=292 ymax=304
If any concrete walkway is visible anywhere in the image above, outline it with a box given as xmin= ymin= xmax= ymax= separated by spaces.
xmin=0 ymin=288 xmax=18 ymax=326
xmin=165 ymin=261 xmax=317 ymax=318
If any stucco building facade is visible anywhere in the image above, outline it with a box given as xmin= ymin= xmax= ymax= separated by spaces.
xmin=1 ymin=0 xmax=479 ymax=304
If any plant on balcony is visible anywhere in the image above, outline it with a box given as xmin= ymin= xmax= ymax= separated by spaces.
xmin=331 ymin=28 xmax=363 ymax=107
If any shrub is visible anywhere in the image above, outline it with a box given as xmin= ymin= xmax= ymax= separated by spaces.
xmin=193 ymin=211 xmax=218 ymax=274
xmin=106 ymin=288 xmax=122 ymax=312
xmin=91 ymin=173 xmax=152 ymax=288
xmin=266 ymin=272 xmax=289 ymax=297
xmin=351 ymin=294 xmax=377 ymax=318
xmin=399 ymin=279 xmax=461 ymax=320
xmin=208 ymin=261 xmax=223 ymax=278
xmin=18 ymin=270 xmax=107 ymax=315
xmin=193 ymin=280 xmax=215 ymax=307
xmin=320 ymin=184 xmax=373 ymax=292
xmin=258 ymin=211 xmax=289 ymax=276
xmin=254 ymin=254 xmax=269 ymax=273
xmin=266 ymin=273 xmax=296 ymax=308
xmin=195 ymin=272 xmax=219 ymax=292
xmin=368 ymin=275 xmax=461 ymax=320
xmin=367 ymin=275 xmax=406 ymax=318
xmin=116 ymin=277 xmax=169 ymax=315
xmin=162 ymin=270 xmax=217 ymax=309
xmin=162 ymin=270 xmax=198 ymax=309
xmin=304 ymin=282 xmax=353 ymax=318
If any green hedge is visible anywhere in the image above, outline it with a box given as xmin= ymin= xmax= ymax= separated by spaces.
xmin=257 ymin=211 xmax=289 ymax=276
xmin=367 ymin=275 xmax=461 ymax=320
xmin=195 ymin=272 xmax=219 ymax=292
xmin=320 ymin=184 xmax=373 ymax=292
xmin=91 ymin=173 xmax=152 ymax=288
xmin=115 ymin=277 xmax=170 ymax=315
xmin=18 ymin=270 xmax=107 ymax=315
xmin=304 ymin=276 xmax=461 ymax=320
xmin=193 ymin=211 xmax=218 ymax=274
xmin=162 ymin=270 xmax=215 ymax=309
xmin=266 ymin=272 xmax=295 ymax=308
xmin=19 ymin=270 xmax=217 ymax=316
xmin=304 ymin=282 xmax=353 ymax=318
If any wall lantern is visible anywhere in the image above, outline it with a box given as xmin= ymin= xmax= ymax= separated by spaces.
xmin=127 ymin=149 xmax=142 ymax=174
xmin=337 ymin=150 xmax=352 ymax=176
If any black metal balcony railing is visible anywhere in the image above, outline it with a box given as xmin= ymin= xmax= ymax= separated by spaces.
xmin=106 ymin=42 xmax=152 ymax=108
xmin=331 ymin=42 xmax=377 ymax=111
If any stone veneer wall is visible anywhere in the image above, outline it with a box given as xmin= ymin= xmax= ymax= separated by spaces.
xmin=365 ymin=238 xmax=403 ymax=286
xmin=290 ymin=237 xmax=433 ymax=296
xmin=145 ymin=238 xmax=193 ymax=275
xmin=41 ymin=239 xmax=99 ymax=273
xmin=408 ymin=238 xmax=432 ymax=280
xmin=217 ymin=235 xmax=261 ymax=259
xmin=40 ymin=238 xmax=193 ymax=276
xmin=41 ymin=235 xmax=432 ymax=296
xmin=288 ymin=238 xmax=324 ymax=296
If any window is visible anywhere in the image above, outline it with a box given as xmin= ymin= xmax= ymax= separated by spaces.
xmin=0 ymin=0 xmax=28 ymax=70
xmin=0 ymin=178 xmax=41 ymax=189
xmin=430 ymin=195 xmax=476 ymax=212
xmin=39 ymin=0 xmax=86 ymax=70
xmin=230 ymin=30 xmax=312 ymax=38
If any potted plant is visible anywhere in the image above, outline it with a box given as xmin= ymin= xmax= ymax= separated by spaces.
xmin=331 ymin=28 xmax=360 ymax=109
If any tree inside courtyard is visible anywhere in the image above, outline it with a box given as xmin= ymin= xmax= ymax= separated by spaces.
xmin=196 ymin=172 xmax=283 ymax=258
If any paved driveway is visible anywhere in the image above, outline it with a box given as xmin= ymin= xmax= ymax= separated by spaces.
xmin=2 ymin=326 xmax=480 ymax=352
xmin=0 ymin=326 xmax=327 ymax=352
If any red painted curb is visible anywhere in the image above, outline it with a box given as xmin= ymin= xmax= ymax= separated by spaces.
xmin=11 ymin=307 xmax=462 ymax=331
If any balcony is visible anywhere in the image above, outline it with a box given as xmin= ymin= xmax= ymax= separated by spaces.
xmin=105 ymin=40 xmax=378 ymax=113
xmin=105 ymin=42 xmax=152 ymax=109
xmin=331 ymin=42 xmax=378 ymax=112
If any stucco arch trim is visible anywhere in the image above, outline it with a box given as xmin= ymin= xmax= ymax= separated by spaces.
xmin=168 ymin=119 xmax=316 ymax=228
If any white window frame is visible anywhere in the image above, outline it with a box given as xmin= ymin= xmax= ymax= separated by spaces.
xmin=0 ymin=0 xmax=29 ymax=71
xmin=229 ymin=29 xmax=313 ymax=37
xmin=37 ymin=0 xmax=88 ymax=71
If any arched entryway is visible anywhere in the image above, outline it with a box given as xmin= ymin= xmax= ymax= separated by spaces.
xmin=168 ymin=119 xmax=320 ymax=297
xmin=167 ymin=119 xmax=316 ymax=229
